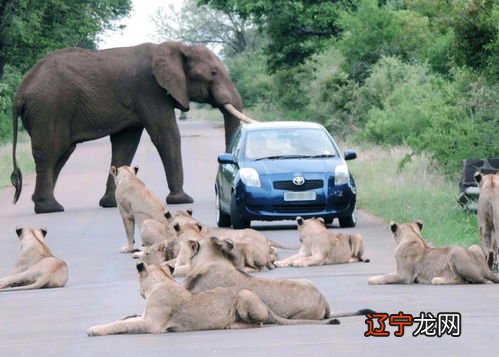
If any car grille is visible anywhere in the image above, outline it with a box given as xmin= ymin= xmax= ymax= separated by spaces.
xmin=272 ymin=204 xmax=325 ymax=213
xmin=273 ymin=179 xmax=323 ymax=191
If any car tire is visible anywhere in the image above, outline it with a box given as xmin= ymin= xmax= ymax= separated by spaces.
xmin=339 ymin=206 xmax=358 ymax=228
xmin=215 ymin=189 xmax=231 ymax=228
xmin=230 ymin=193 xmax=250 ymax=229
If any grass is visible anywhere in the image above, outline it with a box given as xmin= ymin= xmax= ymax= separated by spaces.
xmin=347 ymin=144 xmax=479 ymax=247
xmin=0 ymin=132 xmax=35 ymax=188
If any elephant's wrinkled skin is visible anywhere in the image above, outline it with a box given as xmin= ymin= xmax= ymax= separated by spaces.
xmin=11 ymin=41 xmax=246 ymax=214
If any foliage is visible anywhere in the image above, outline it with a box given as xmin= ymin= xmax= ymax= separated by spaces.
xmin=0 ymin=64 xmax=21 ymax=143
xmin=336 ymin=0 xmax=435 ymax=81
xmin=0 ymin=0 xmax=132 ymax=72
xmin=154 ymin=0 xmax=260 ymax=56
xmin=200 ymin=0 xmax=350 ymax=71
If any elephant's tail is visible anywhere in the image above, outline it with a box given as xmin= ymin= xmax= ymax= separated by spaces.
xmin=11 ymin=99 xmax=22 ymax=204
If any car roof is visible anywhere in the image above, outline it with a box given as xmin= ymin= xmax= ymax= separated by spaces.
xmin=241 ymin=121 xmax=325 ymax=132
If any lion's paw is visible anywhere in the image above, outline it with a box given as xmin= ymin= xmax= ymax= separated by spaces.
xmin=120 ymin=245 xmax=135 ymax=253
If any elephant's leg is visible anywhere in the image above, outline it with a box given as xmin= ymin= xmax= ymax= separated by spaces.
xmin=99 ymin=127 xmax=144 ymax=208
xmin=53 ymin=144 xmax=76 ymax=187
xmin=143 ymin=111 xmax=193 ymax=205
xmin=31 ymin=135 xmax=72 ymax=213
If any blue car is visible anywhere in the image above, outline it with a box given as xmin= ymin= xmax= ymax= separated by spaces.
xmin=215 ymin=121 xmax=358 ymax=228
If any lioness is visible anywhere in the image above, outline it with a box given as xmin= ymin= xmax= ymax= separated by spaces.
xmin=275 ymin=217 xmax=369 ymax=267
xmin=172 ymin=209 xmax=296 ymax=271
xmin=368 ymin=220 xmax=499 ymax=285
xmin=474 ymin=172 xmax=499 ymax=270
xmin=111 ymin=165 xmax=171 ymax=253
xmin=86 ymin=261 xmax=339 ymax=336
xmin=0 ymin=227 xmax=68 ymax=291
xmin=184 ymin=237 xmax=372 ymax=320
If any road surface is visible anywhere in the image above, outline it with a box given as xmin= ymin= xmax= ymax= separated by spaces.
xmin=0 ymin=120 xmax=497 ymax=356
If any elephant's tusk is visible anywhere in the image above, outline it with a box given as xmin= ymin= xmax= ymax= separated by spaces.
xmin=223 ymin=104 xmax=259 ymax=124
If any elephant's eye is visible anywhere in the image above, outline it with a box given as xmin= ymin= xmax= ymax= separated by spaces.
xmin=211 ymin=69 xmax=217 ymax=76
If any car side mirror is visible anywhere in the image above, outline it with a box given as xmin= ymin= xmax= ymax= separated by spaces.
xmin=344 ymin=150 xmax=357 ymax=161
xmin=218 ymin=153 xmax=237 ymax=165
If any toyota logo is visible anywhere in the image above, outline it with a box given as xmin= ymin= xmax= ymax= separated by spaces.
xmin=293 ymin=176 xmax=305 ymax=186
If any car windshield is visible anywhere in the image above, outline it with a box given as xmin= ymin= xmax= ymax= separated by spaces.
xmin=244 ymin=128 xmax=337 ymax=161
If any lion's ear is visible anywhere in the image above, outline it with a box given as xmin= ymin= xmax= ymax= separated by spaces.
xmin=195 ymin=223 xmax=203 ymax=232
xmin=474 ymin=171 xmax=482 ymax=184
xmin=166 ymin=262 xmax=175 ymax=275
xmin=133 ymin=166 xmax=139 ymax=175
xmin=40 ymin=227 xmax=48 ymax=237
xmin=173 ymin=223 xmax=181 ymax=232
xmin=318 ymin=217 xmax=325 ymax=226
xmin=188 ymin=240 xmax=200 ymax=255
xmin=164 ymin=211 xmax=172 ymax=220
xmin=136 ymin=262 xmax=146 ymax=272
xmin=415 ymin=220 xmax=423 ymax=232
xmin=15 ymin=227 xmax=23 ymax=237
xmin=390 ymin=221 xmax=398 ymax=233
xmin=187 ymin=209 xmax=193 ymax=216
xmin=110 ymin=166 xmax=118 ymax=176
xmin=296 ymin=216 xmax=304 ymax=225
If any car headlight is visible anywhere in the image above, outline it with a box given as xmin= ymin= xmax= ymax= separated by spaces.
xmin=334 ymin=164 xmax=349 ymax=186
xmin=240 ymin=168 xmax=261 ymax=187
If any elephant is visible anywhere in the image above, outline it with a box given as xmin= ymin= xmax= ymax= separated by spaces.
xmin=10 ymin=41 xmax=256 ymax=214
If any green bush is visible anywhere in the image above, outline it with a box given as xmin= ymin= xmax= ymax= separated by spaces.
xmin=0 ymin=65 xmax=22 ymax=143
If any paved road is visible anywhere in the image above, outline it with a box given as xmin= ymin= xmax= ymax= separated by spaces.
xmin=0 ymin=120 xmax=497 ymax=356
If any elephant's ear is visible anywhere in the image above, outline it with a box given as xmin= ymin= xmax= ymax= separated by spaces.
xmin=152 ymin=42 xmax=190 ymax=111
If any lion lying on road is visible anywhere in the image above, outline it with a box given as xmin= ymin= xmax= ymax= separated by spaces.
xmin=183 ymin=237 xmax=372 ymax=320
xmin=0 ymin=227 xmax=68 ymax=291
xmin=172 ymin=209 xmax=297 ymax=271
xmin=111 ymin=165 xmax=172 ymax=253
xmin=475 ymin=172 xmax=499 ymax=270
xmin=275 ymin=217 xmax=369 ymax=267
xmin=86 ymin=261 xmax=339 ymax=336
xmin=368 ymin=220 xmax=499 ymax=285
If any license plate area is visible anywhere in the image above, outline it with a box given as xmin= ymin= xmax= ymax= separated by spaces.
xmin=284 ymin=191 xmax=317 ymax=201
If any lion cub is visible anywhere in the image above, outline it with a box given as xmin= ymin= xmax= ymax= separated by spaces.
xmin=275 ymin=217 xmax=369 ymax=267
xmin=474 ymin=172 xmax=499 ymax=270
xmin=0 ymin=227 xmax=68 ymax=291
xmin=86 ymin=261 xmax=337 ymax=336
xmin=368 ymin=220 xmax=499 ymax=285
xmin=111 ymin=165 xmax=171 ymax=253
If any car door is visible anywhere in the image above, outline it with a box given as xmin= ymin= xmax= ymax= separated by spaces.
xmin=218 ymin=129 xmax=242 ymax=211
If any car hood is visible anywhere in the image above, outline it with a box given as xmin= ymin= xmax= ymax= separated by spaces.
xmin=240 ymin=157 xmax=343 ymax=175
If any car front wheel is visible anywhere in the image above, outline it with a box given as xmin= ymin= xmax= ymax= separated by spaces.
xmin=338 ymin=206 xmax=358 ymax=228
xmin=216 ymin=188 xmax=231 ymax=227
xmin=230 ymin=193 xmax=250 ymax=229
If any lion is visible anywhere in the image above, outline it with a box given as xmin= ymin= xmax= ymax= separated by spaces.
xmin=86 ymin=261 xmax=340 ymax=336
xmin=111 ymin=165 xmax=172 ymax=253
xmin=474 ymin=172 xmax=499 ymax=270
xmin=368 ymin=220 xmax=499 ymax=285
xmin=183 ymin=236 xmax=373 ymax=320
xmin=275 ymin=217 xmax=369 ymax=267
xmin=0 ymin=227 xmax=68 ymax=291
xmin=171 ymin=209 xmax=297 ymax=271
xmin=171 ymin=222 xmax=280 ymax=275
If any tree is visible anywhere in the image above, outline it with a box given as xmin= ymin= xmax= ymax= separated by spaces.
xmin=153 ymin=0 xmax=259 ymax=56
xmin=200 ymin=0 xmax=351 ymax=71
xmin=0 ymin=0 xmax=131 ymax=73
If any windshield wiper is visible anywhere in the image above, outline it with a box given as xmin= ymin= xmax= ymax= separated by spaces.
xmin=308 ymin=153 xmax=336 ymax=158
xmin=254 ymin=155 xmax=305 ymax=161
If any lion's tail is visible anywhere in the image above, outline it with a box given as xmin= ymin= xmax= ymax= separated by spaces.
xmin=11 ymin=98 xmax=23 ymax=204
xmin=268 ymin=239 xmax=299 ymax=250
xmin=485 ymin=271 xmax=499 ymax=283
xmin=329 ymin=308 xmax=376 ymax=319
